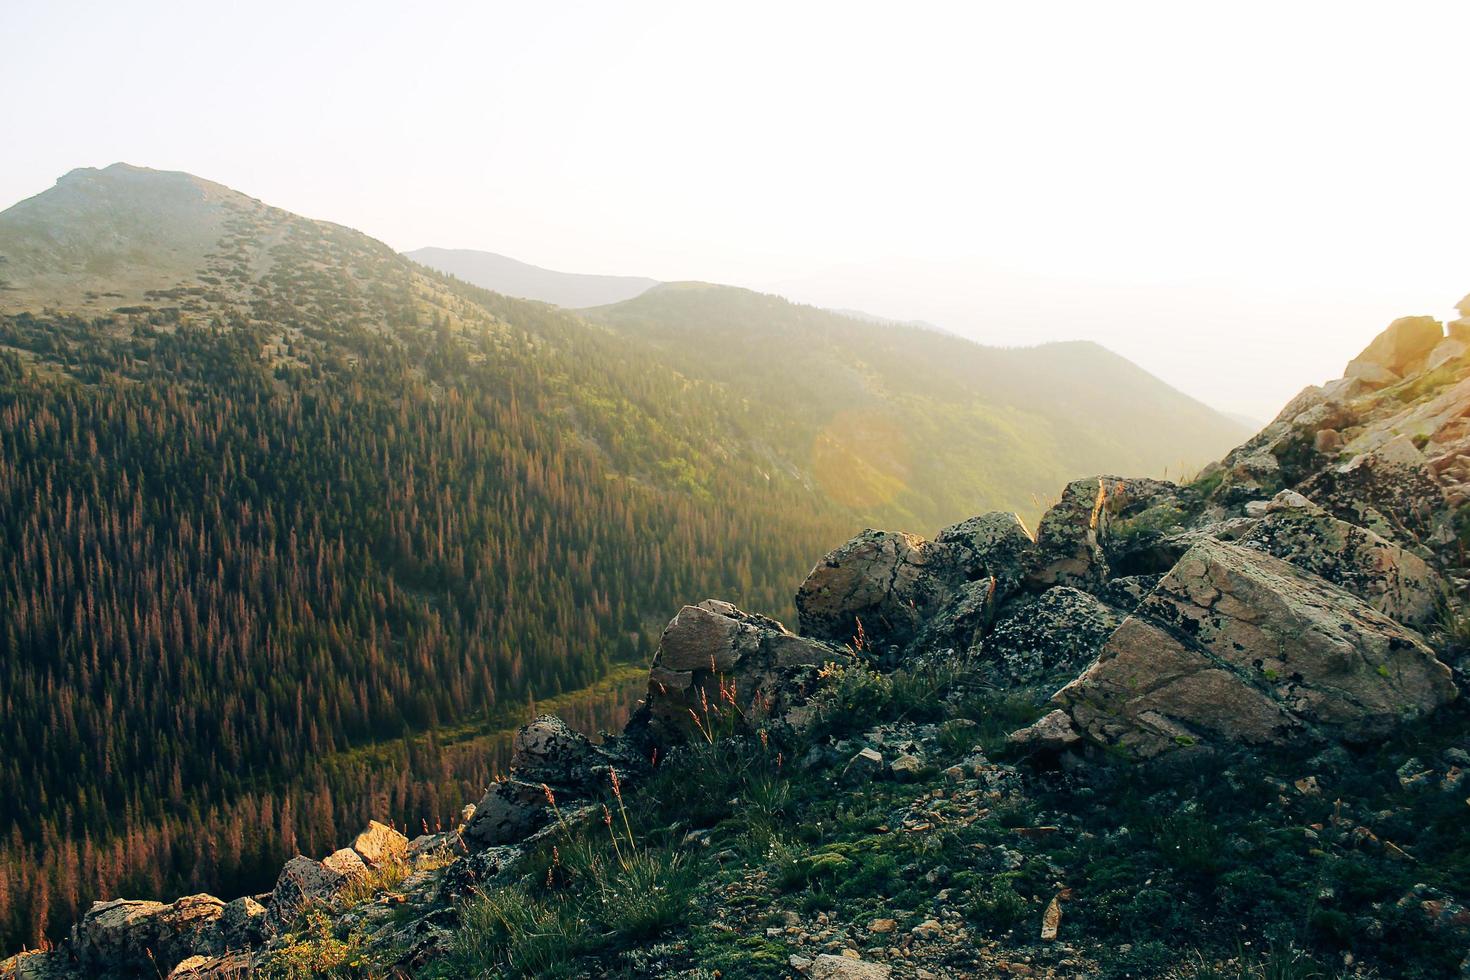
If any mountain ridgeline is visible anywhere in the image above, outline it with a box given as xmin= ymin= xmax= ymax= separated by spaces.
xmin=401 ymin=247 xmax=658 ymax=309
xmin=0 ymin=164 xmax=1245 ymax=953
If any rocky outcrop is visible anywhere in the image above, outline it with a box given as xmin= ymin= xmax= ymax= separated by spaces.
xmin=1296 ymin=436 xmax=1448 ymax=548
xmin=68 ymin=896 xmax=225 ymax=977
xmin=1030 ymin=476 xmax=1182 ymax=587
xmin=1053 ymin=537 xmax=1456 ymax=758
xmin=1344 ymin=315 xmax=1444 ymax=385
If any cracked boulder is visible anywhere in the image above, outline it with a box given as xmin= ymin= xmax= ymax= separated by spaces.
xmin=795 ymin=530 xmax=968 ymax=653
xmin=1053 ymin=537 xmax=1456 ymax=759
xmin=637 ymin=599 xmax=844 ymax=745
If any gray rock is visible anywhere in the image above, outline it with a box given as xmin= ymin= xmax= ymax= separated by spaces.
xmin=888 ymin=753 xmax=926 ymax=781
xmin=808 ymin=952 xmax=893 ymax=979
xmin=1032 ymin=476 xmax=1181 ymax=588
xmin=842 ymin=747 xmax=885 ymax=783
xmin=322 ymin=847 xmax=369 ymax=880
xmin=69 ymin=895 xmax=225 ymax=977
xmin=933 ymin=510 xmax=1037 ymax=593
xmin=216 ymin=897 xmax=267 ymax=950
xmin=504 ymin=716 xmax=602 ymax=790
xmin=463 ymin=778 xmax=554 ymax=848
xmin=1297 ymin=436 xmax=1448 ymax=547
xmin=268 ymin=856 xmax=347 ymax=927
xmin=438 ymin=845 xmax=523 ymax=903
xmin=1007 ymin=709 xmax=1082 ymax=753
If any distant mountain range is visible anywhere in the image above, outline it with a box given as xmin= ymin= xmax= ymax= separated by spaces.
xmin=0 ymin=162 xmax=1249 ymax=950
xmin=403 ymin=246 xmax=658 ymax=308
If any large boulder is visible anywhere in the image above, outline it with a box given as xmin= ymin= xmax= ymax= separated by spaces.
xmin=981 ymin=587 xmax=1123 ymax=696
xmin=1344 ymin=315 xmax=1444 ymax=383
xmin=1029 ymin=476 xmax=1180 ymax=589
xmin=638 ymin=599 xmax=843 ymax=745
xmin=932 ymin=511 xmax=1036 ymax=595
xmin=1053 ymin=537 xmax=1456 ymax=758
xmin=795 ymin=530 xmax=967 ymax=652
xmin=349 ymin=820 xmax=408 ymax=870
xmin=462 ymin=778 xmax=556 ymax=848
xmin=1240 ymin=491 xmax=1445 ymax=626
xmin=69 ymin=895 xmax=225 ymax=977
xmin=267 ymin=856 xmax=350 ymax=927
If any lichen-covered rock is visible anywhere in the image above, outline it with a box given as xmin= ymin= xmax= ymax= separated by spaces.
xmin=1296 ymin=436 xmax=1448 ymax=547
xmin=215 ymin=897 xmax=267 ymax=950
xmin=1345 ymin=315 xmax=1444 ymax=381
xmin=982 ymin=587 xmax=1123 ymax=695
xmin=69 ymin=895 xmax=225 ymax=977
xmin=438 ymin=845 xmax=522 ymax=903
xmin=1211 ymin=383 xmax=1364 ymax=503
xmin=1054 ymin=537 xmax=1456 ymax=758
xmin=268 ymin=856 xmax=348 ymax=927
xmin=911 ymin=579 xmax=999 ymax=661
xmin=1028 ymin=477 xmax=1113 ymax=588
xmin=350 ymin=820 xmax=408 ymax=870
xmin=638 ymin=599 xmax=843 ymax=745
xmin=462 ymin=778 xmax=554 ymax=848
xmin=1030 ymin=476 xmax=1180 ymax=589
xmin=933 ymin=511 xmax=1036 ymax=594
xmin=1240 ymin=492 xmax=1444 ymax=626
xmin=0 ymin=950 xmax=76 ymax=979
xmin=796 ymin=530 xmax=968 ymax=652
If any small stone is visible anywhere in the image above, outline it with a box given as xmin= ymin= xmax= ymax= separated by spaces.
xmin=868 ymin=918 xmax=898 ymax=933
xmin=843 ymin=748 xmax=885 ymax=783
xmin=1041 ymin=894 xmax=1062 ymax=941
xmin=888 ymin=754 xmax=924 ymax=781
xmin=910 ymin=918 xmax=943 ymax=939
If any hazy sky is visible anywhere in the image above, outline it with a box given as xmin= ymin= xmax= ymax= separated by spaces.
xmin=5 ymin=1 xmax=1470 ymax=419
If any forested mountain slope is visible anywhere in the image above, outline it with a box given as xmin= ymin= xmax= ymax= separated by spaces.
xmin=0 ymin=165 xmax=845 ymax=950
xmin=0 ymin=164 xmax=1243 ymax=952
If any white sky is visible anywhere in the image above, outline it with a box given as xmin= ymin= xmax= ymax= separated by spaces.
xmin=5 ymin=0 xmax=1470 ymax=419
